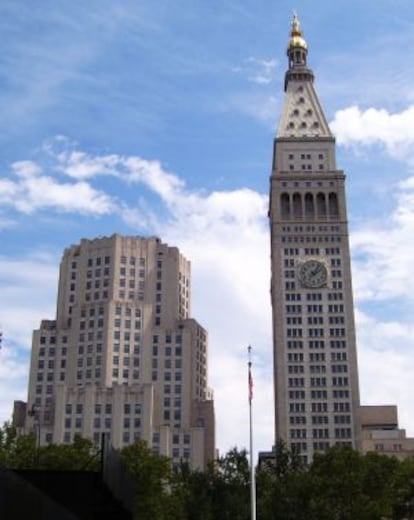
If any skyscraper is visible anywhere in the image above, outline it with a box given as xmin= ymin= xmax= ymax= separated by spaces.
xmin=23 ymin=234 xmax=215 ymax=470
xmin=269 ymin=15 xmax=360 ymax=462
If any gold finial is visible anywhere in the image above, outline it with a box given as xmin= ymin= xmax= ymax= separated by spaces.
xmin=291 ymin=11 xmax=301 ymax=36
xmin=288 ymin=12 xmax=307 ymax=50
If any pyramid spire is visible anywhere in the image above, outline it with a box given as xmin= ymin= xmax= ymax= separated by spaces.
xmin=277 ymin=14 xmax=333 ymax=138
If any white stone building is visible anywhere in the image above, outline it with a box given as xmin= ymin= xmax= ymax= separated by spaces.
xmin=269 ymin=15 xmax=360 ymax=462
xmin=22 ymin=234 xmax=215 ymax=470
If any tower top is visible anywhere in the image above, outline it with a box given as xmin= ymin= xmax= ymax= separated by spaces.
xmin=277 ymin=14 xmax=333 ymax=139
xmin=286 ymin=12 xmax=309 ymax=72
xmin=288 ymin=12 xmax=307 ymax=51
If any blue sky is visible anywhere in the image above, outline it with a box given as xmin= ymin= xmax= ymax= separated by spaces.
xmin=2 ymin=0 xmax=414 ymax=456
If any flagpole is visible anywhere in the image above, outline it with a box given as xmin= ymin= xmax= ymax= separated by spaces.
xmin=248 ymin=345 xmax=256 ymax=520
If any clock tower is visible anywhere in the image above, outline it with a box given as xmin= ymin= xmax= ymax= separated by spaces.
xmin=269 ymin=14 xmax=360 ymax=462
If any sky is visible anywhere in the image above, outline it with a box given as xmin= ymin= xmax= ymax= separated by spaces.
xmin=1 ymin=0 xmax=414 ymax=458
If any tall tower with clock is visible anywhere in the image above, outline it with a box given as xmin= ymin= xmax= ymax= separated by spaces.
xmin=269 ymin=14 xmax=360 ymax=462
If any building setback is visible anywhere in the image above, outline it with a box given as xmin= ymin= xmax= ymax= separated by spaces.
xmin=269 ymin=14 xmax=360 ymax=462
xmin=22 ymin=234 xmax=215 ymax=470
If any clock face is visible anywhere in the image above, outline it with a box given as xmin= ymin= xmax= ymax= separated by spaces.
xmin=298 ymin=260 xmax=328 ymax=288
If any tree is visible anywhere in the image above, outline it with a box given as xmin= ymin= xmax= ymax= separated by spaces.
xmin=208 ymin=448 xmax=251 ymax=520
xmin=256 ymin=440 xmax=309 ymax=520
xmin=0 ymin=422 xmax=37 ymax=468
xmin=307 ymin=447 xmax=400 ymax=520
xmin=120 ymin=440 xmax=175 ymax=520
xmin=36 ymin=434 xmax=100 ymax=471
xmin=0 ymin=422 xmax=100 ymax=471
xmin=389 ymin=456 xmax=414 ymax=519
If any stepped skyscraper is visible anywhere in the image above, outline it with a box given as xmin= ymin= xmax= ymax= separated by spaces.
xmin=20 ymin=235 xmax=215 ymax=470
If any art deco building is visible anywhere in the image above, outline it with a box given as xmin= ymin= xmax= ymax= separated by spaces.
xmin=22 ymin=234 xmax=215 ymax=470
xmin=269 ymin=15 xmax=360 ymax=462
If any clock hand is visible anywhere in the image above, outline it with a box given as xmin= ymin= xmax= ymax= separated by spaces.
xmin=310 ymin=265 xmax=321 ymax=277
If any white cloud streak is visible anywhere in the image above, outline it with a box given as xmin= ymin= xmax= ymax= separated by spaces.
xmin=0 ymin=160 xmax=115 ymax=215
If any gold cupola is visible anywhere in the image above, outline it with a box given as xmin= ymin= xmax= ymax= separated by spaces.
xmin=288 ymin=12 xmax=307 ymax=51
xmin=284 ymin=13 xmax=314 ymax=91
xmin=286 ymin=12 xmax=309 ymax=71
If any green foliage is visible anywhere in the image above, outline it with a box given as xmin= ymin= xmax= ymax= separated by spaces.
xmin=120 ymin=441 xmax=174 ymax=520
xmin=0 ymin=422 xmax=37 ymax=469
xmin=256 ymin=440 xmax=309 ymax=520
xmin=37 ymin=434 xmax=100 ymax=471
xmin=119 ymin=444 xmax=252 ymax=520
xmin=307 ymin=447 xmax=397 ymax=520
xmin=256 ymin=442 xmax=414 ymax=520
xmin=209 ymin=447 xmax=251 ymax=520
xmin=5 ymin=420 xmax=414 ymax=520
xmin=0 ymin=422 xmax=99 ymax=471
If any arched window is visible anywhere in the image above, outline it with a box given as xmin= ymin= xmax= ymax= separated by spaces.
xmin=281 ymin=193 xmax=290 ymax=220
xmin=304 ymin=193 xmax=314 ymax=218
xmin=293 ymin=193 xmax=302 ymax=219
xmin=316 ymin=193 xmax=327 ymax=218
xmin=328 ymin=193 xmax=339 ymax=217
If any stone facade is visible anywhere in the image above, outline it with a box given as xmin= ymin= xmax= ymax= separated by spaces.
xmin=269 ymin=15 xmax=360 ymax=462
xmin=23 ymin=234 xmax=215 ymax=470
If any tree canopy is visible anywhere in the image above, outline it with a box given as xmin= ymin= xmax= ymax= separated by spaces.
xmin=0 ymin=422 xmax=99 ymax=471
xmin=2 ymin=420 xmax=414 ymax=520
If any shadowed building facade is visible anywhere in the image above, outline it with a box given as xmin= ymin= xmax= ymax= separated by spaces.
xmin=269 ymin=15 xmax=360 ymax=462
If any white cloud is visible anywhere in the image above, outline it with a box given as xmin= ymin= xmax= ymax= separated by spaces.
xmin=0 ymin=160 xmax=116 ymax=215
xmin=48 ymin=142 xmax=185 ymax=202
xmin=12 ymin=160 xmax=42 ymax=179
xmin=330 ymin=104 xmax=414 ymax=163
xmin=351 ymin=174 xmax=414 ymax=302
xmin=356 ymin=309 xmax=414 ymax=434
xmin=0 ymin=254 xmax=58 ymax=346
xmin=125 ymin=156 xmax=185 ymax=200
xmin=232 ymin=57 xmax=278 ymax=86
xmin=55 ymin=151 xmax=120 ymax=180
xmin=0 ymin=348 xmax=30 ymax=425
xmin=0 ymin=253 xmax=59 ymax=425
xmin=246 ymin=57 xmax=278 ymax=85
